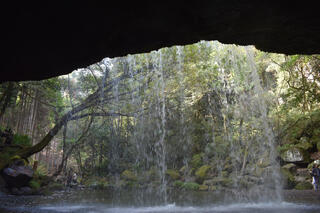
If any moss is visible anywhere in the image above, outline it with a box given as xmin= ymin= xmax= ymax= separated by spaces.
xmin=173 ymin=181 xmax=200 ymax=190
xmin=294 ymin=182 xmax=313 ymax=190
xmin=199 ymin=185 xmax=209 ymax=191
xmin=196 ymin=165 xmax=211 ymax=178
xmin=191 ymin=153 xmax=203 ymax=169
xmin=166 ymin=169 xmax=180 ymax=180
xmin=121 ymin=170 xmax=137 ymax=181
xmin=195 ymin=165 xmax=211 ymax=183
xmin=295 ymin=140 xmax=313 ymax=151
xmin=280 ymin=168 xmax=296 ymax=189
xmin=29 ymin=180 xmax=41 ymax=190
xmin=182 ymin=182 xmax=200 ymax=190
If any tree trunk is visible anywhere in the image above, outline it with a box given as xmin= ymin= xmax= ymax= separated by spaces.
xmin=0 ymin=82 xmax=14 ymax=121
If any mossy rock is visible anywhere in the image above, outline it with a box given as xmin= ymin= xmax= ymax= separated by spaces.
xmin=294 ymin=182 xmax=313 ymax=190
xmin=121 ymin=170 xmax=137 ymax=181
xmin=208 ymin=185 xmax=218 ymax=191
xmin=195 ymin=165 xmax=211 ymax=183
xmin=295 ymin=138 xmax=313 ymax=151
xmin=280 ymin=168 xmax=296 ymax=189
xmin=166 ymin=169 xmax=180 ymax=180
xmin=281 ymin=147 xmax=310 ymax=163
xmin=199 ymin=184 xmax=209 ymax=191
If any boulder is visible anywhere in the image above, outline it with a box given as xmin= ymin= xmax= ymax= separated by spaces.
xmin=166 ymin=169 xmax=180 ymax=181
xmin=280 ymin=168 xmax=296 ymax=189
xmin=2 ymin=160 xmax=33 ymax=188
xmin=281 ymin=147 xmax=309 ymax=163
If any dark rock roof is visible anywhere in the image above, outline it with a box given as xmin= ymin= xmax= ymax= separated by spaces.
xmin=2 ymin=1 xmax=320 ymax=82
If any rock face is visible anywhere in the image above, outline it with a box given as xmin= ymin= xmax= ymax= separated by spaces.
xmin=1 ymin=161 xmax=33 ymax=188
xmin=2 ymin=2 xmax=320 ymax=82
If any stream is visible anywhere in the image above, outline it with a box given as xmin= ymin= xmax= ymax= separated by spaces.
xmin=1 ymin=189 xmax=320 ymax=213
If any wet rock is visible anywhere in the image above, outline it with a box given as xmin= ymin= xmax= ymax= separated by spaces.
xmin=294 ymin=176 xmax=307 ymax=183
xmin=20 ymin=186 xmax=32 ymax=195
xmin=10 ymin=186 xmax=33 ymax=195
xmin=296 ymin=168 xmax=310 ymax=177
xmin=11 ymin=187 xmax=21 ymax=195
xmin=2 ymin=160 xmax=33 ymax=188
xmin=282 ymin=163 xmax=297 ymax=173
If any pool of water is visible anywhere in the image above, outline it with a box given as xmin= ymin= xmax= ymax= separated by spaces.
xmin=1 ymin=189 xmax=320 ymax=213
xmin=3 ymin=202 xmax=320 ymax=213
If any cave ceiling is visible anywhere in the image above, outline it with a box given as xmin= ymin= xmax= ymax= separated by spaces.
xmin=2 ymin=1 xmax=320 ymax=82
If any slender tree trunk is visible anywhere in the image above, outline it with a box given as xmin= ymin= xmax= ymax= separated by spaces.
xmin=52 ymin=124 xmax=68 ymax=177
xmin=0 ymin=82 xmax=14 ymax=121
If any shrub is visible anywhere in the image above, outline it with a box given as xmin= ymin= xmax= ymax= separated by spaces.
xmin=173 ymin=180 xmax=184 ymax=188
xmin=182 ymin=182 xmax=200 ymax=190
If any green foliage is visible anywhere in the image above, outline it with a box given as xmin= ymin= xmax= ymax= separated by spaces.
xmin=191 ymin=153 xmax=203 ymax=169
xmin=29 ymin=180 xmax=41 ymax=190
xmin=294 ymin=182 xmax=313 ymax=190
xmin=182 ymin=182 xmax=200 ymax=190
xmin=172 ymin=180 xmax=200 ymax=190
xmin=34 ymin=162 xmax=49 ymax=178
xmin=12 ymin=134 xmax=32 ymax=147
xmin=173 ymin=180 xmax=184 ymax=188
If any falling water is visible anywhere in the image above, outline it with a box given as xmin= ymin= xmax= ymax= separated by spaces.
xmin=118 ymin=41 xmax=283 ymax=203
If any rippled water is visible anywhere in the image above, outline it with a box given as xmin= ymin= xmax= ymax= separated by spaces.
xmin=1 ymin=189 xmax=320 ymax=213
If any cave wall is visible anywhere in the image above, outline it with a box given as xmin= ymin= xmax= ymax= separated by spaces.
xmin=2 ymin=1 xmax=320 ymax=82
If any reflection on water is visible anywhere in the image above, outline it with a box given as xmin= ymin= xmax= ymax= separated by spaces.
xmin=1 ymin=189 xmax=320 ymax=213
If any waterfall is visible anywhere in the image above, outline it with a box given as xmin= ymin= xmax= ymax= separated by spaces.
xmin=105 ymin=41 xmax=281 ymax=204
